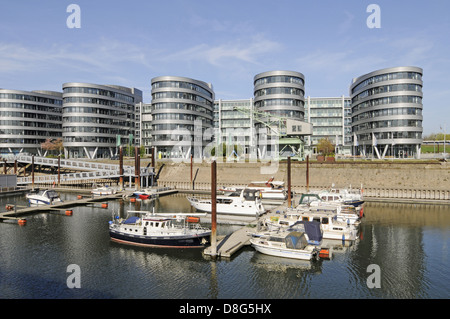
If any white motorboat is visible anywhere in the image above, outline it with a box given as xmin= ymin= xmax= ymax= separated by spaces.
xmin=187 ymin=188 xmax=266 ymax=217
xmin=315 ymin=187 xmax=364 ymax=207
xmin=297 ymin=193 xmax=363 ymax=225
xmin=265 ymin=207 xmax=359 ymax=241
xmin=250 ymin=222 xmax=322 ymax=260
xmin=26 ymin=189 xmax=62 ymax=205
xmin=219 ymin=178 xmax=287 ymax=200
xmin=91 ymin=186 xmax=116 ymax=196
xmin=109 ymin=211 xmax=211 ymax=248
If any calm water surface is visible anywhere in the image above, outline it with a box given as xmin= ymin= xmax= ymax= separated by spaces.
xmin=0 ymin=192 xmax=448 ymax=299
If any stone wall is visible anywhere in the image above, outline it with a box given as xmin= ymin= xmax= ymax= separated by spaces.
xmin=157 ymin=160 xmax=450 ymax=201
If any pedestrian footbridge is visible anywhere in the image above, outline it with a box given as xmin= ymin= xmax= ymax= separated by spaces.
xmin=3 ymin=155 xmax=153 ymax=185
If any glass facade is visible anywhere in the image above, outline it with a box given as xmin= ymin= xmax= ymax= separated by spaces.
xmin=350 ymin=66 xmax=423 ymax=159
xmin=253 ymin=71 xmax=309 ymax=159
xmin=0 ymin=89 xmax=63 ymax=156
xmin=2 ymin=66 xmax=425 ymax=161
xmin=253 ymin=70 xmax=305 ymax=119
xmin=214 ymin=99 xmax=254 ymax=156
xmin=150 ymin=76 xmax=214 ymax=159
xmin=305 ymin=96 xmax=352 ymax=155
xmin=62 ymin=83 xmax=142 ymax=159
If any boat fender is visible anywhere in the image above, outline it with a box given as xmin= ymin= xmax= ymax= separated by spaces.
xmin=186 ymin=216 xmax=200 ymax=223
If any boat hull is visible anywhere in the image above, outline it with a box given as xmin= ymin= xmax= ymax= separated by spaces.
xmin=27 ymin=197 xmax=62 ymax=205
xmin=92 ymin=191 xmax=115 ymax=196
xmin=343 ymin=200 xmax=364 ymax=207
xmin=109 ymin=228 xmax=210 ymax=248
xmin=251 ymin=241 xmax=315 ymax=260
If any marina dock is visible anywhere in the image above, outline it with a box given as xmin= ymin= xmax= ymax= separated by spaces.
xmin=0 ymin=186 xmax=181 ymax=224
xmin=203 ymin=225 xmax=256 ymax=258
xmin=0 ymin=192 xmax=123 ymax=223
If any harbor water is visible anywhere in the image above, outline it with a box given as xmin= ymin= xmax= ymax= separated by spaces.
xmin=0 ymin=192 xmax=449 ymax=299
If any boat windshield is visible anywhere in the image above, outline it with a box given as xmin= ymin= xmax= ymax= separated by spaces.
xmin=285 ymin=232 xmax=308 ymax=250
xmin=46 ymin=191 xmax=59 ymax=198
xmin=243 ymin=190 xmax=259 ymax=200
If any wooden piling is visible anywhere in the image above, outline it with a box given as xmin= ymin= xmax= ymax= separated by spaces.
xmin=119 ymin=146 xmax=124 ymax=190
xmin=287 ymin=156 xmax=291 ymax=207
xmin=210 ymin=160 xmax=217 ymax=257
xmin=58 ymin=155 xmax=61 ymax=187
xmin=134 ymin=146 xmax=140 ymax=190
xmin=306 ymin=155 xmax=309 ymax=192
xmin=32 ymin=155 xmax=35 ymax=190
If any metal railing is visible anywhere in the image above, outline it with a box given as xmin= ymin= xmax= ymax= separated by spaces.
xmin=17 ymin=170 xmax=122 ymax=184
xmin=11 ymin=155 xmax=131 ymax=172
xmin=7 ymin=155 xmax=154 ymax=184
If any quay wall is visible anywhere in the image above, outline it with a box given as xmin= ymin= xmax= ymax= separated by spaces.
xmin=157 ymin=161 xmax=450 ymax=202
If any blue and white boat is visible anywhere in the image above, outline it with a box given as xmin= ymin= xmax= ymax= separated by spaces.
xmin=26 ymin=189 xmax=62 ymax=205
xmin=109 ymin=211 xmax=211 ymax=248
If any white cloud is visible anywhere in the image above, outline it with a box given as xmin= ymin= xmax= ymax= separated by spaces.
xmin=0 ymin=38 xmax=154 ymax=76
xmin=161 ymin=34 xmax=282 ymax=67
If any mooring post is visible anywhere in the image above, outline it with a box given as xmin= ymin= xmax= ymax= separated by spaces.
xmin=138 ymin=153 xmax=141 ymax=190
xmin=119 ymin=146 xmax=124 ymax=190
xmin=58 ymin=155 xmax=61 ymax=187
xmin=306 ymin=155 xmax=309 ymax=192
xmin=134 ymin=146 xmax=140 ymax=190
xmin=211 ymin=160 xmax=217 ymax=257
xmin=287 ymin=156 xmax=291 ymax=207
xmin=151 ymin=147 xmax=155 ymax=186
xmin=31 ymin=155 xmax=35 ymax=190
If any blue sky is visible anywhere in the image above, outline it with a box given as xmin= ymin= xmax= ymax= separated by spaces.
xmin=0 ymin=0 xmax=449 ymax=135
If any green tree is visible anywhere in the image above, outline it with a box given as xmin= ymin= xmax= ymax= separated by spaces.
xmin=317 ymin=138 xmax=335 ymax=156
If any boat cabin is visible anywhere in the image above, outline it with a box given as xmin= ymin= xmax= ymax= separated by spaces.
xmin=298 ymin=193 xmax=322 ymax=204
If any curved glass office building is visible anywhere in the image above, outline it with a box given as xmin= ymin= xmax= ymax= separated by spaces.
xmin=253 ymin=70 xmax=310 ymax=160
xmin=150 ymin=76 xmax=214 ymax=159
xmin=350 ymin=66 xmax=423 ymax=158
xmin=0 ymin=89 xmax=62 ymax=156
xmin=62 ymin=83 xmax=142 ymax=159
xmin=254 ymin=70 xmax=305 ymax=119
